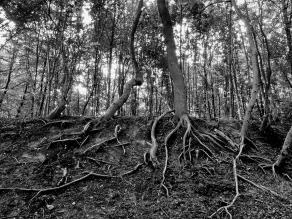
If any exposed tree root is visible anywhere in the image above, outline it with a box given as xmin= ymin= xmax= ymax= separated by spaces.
xmin=147 ymin=112 xmax=235 ymax=196
xmin=86 ymin=157 xmax=116 ymax=166
xmin=237 ymin=174 xmax=287 ymax=201
xmin=120 ymin=162 xmax=144 ymax=176
xmin=259 ymin=162 xmax=279 ymax=177
xmin=209 ymin=158 xmax=240 ymax=218
xmin=214 ymin=129 xmax=238 ymax=151
xmin=240 ymin=154 xmax=272 ymax=164
xmin=0 ymin=163 xmax=144 ymax=204
xmin=40 ymin=120 xmax=74 ymax=129
xmin=81 ymin=136 xmax=116 ymax=154
xmin=210 ymin=136 xmax=289 ymax=218
xmin=0 ymin=172 xmax=117 ymax=204
xmin=105 ymin=142 xmax=130 ymax=149
xmin=148 ymin=110 xmax=174 ymax=167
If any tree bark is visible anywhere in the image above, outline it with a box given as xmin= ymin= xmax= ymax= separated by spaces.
xmin=0 ymin=47 xmax=17 ymax=109
xmin=100 ymin=0 xmax=144 ymax=121
xmin=232 ymin=0 xmax=260 ymax=142
xmin=157 ymin=0 xmax=188 ymax=118
xmin=282 ymin=0 xmax=292 ymax=86
xmin=106 ymin=4 xmax=117 ymax=109
xmin=16 ymin=83 xmax=29 ymax=118
xmin=274 ymin=125 xmax=292 ymax=170
xmin=259 ymin=22 xmax=273 ymax=131
xmin=47 ymin=49 xmax=73 ymax=119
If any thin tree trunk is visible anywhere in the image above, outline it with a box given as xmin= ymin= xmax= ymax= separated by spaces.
xmin=30 ymin=32 xmax=40 ymax=118
xmin=16 ymin=83 xmax=29 ymax=118
xmin=282 ymin=0 xmax=292 ymax=86
xmin=232 ymin=0 xmax=260 ymax=143
xmin=100 ymin=0 xmax=144 ymax=121
xmin=228 ymin=4 xmax=235 ymax=118
xmin=38 ymin=52 xmax=49 ymax=117
xmin=82 ymin=49 xmax=100 ymax=115
xmin=259 ymin=24 xmax=273 ymax=130
xmin=0 ymin=47 xmax=17 ymax=108
xmin=232 ymin=55 xmax=242 ymax=120
xmin=47 ymin=49 xmax=73 ymax=119
xmin=106 ymin=4 xmax=117 ymax=109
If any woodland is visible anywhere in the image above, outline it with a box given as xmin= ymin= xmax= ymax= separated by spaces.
xmin=0 ymin=0 xmax=292 ymax=218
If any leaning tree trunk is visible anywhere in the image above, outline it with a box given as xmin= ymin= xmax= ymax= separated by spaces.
xmin=157 ymin=0 xmax=187 ymax=118
xmin=273 ymin=125 xmax=292 ymax=170
xmin=100 ymin=0 xmax=144 ymax=121
xmin=47 ymin=50 xmax=73 ymax=119
xmin=232 ymin=0 xmax=260 ymax=144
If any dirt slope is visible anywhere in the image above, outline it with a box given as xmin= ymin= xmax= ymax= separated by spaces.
xmin=0 ymin=116 xmax=291 ymax=218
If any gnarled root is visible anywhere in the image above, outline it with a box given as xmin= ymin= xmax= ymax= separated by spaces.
xmin=146 ymin=110 xmax=174 ymax=167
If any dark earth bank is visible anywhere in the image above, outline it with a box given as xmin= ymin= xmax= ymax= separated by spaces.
xmin=0 ymin=116 xmax=292 ymax=218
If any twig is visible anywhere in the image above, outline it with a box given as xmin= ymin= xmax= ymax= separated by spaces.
xmin=86 ymin=157 xmax=116 ymax=165
xmin=80 ymin=135 xmax=89 ymax=147
xmin=119 ymin=162 xmax=144 ymax=176
xmin=160 ymin=207 xmax=170 ymax=218
xmin=240 ymin=154 xmax=272 ymax=163
xmin=82 ymin=137 xmax=116 ymax=154
xmin=105 ymin=142 xmax=130 ymax=148
xmin=245 ymin=137 xmax=258 ymax=151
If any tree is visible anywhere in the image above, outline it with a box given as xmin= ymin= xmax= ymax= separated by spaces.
xmin=0 ymin=45 xmax=18 ymax=108
xmin=231 ymin=0 xmax=260 ymax=145
xmin=99 ymin=0 xmax=144 ymax=121
xmin=272 ymin=124 xmax=292 ymax=173
xmin=157 ymin=0 xmax=187 ymax=118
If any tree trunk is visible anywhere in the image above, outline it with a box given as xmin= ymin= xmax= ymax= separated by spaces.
xmin=259 ymin=24 xmax=273 ymax=131
xmin=47 ymin=49 xmax=73 ymax=119
xmin=16 ymin=83 xmax=29 ymax=118
xmin=0 ymin=47 xmax=17 ymax=108
xmin=100 ymin=0 xmax=144 ymax=121
xmin=282 ymin=0 xmax=292 ymax=86
xmin=106 ymin=5 xmax=117 ymax=109
xmin=228 ymin=4 xmax=235 ymax=118
xmin=157 ymin=0 xmax=187 ymax=118
xmin=82 ymin=49 xmax=100 ymax=115
xmin=232 ymin=0 xmax=260 ymax=143
xmin=274 ymin=125 xmax=292 ymax=170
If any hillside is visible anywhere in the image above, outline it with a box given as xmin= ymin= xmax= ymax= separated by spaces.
xmin=0 ymin=116 xmax=291 ymax=218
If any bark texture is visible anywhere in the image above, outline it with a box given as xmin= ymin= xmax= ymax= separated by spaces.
xmin=47 ymin=51 xmax=73 ymax=119
xmin=274 ymin=125 xmax=292 ymax=169
xmin=157 ymin=0 xmax=188 ymax=118
xmin=232 ymin=0 xmax=260 ymax=142
xmin=101 ymin=0 xmax=144 ymax=120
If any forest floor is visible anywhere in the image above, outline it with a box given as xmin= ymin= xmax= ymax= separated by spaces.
xmin=0 ymin=115 xmax=292 ymax=218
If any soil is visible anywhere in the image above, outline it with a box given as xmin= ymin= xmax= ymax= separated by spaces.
xmin=0 ymin=115 xmax=292 ymax=218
